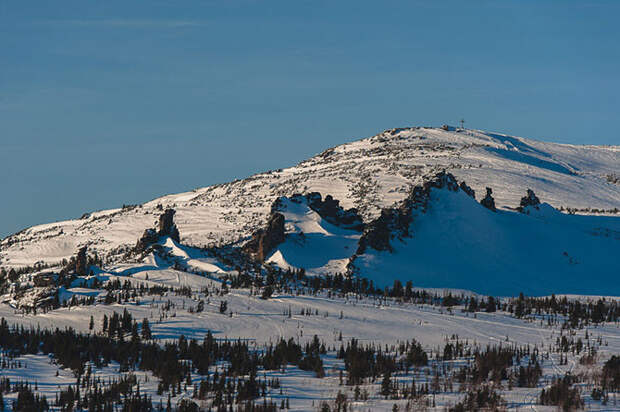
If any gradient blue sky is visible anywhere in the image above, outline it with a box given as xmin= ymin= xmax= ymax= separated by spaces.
xmin=1 ymin=1 xmax=619 ymax=237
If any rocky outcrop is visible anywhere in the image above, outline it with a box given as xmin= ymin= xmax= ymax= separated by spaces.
xmin=59 ymin=246 xmax=89 ymax=276
xmin=135 ymin=208 xmax=181 ymax=254
xmin=425 ymin=170 xmax=461 ymax=192
xmin=480 ymin=187 xmax=497 ymax=212
xmin=244 ymin=212 xmax=286 ymax=261
xmin=274 ymin=192 xmax=364 ymax=231
xmin=135 ymin=229 xmax=159 ymax=254
xmin=75 ymin=246 xmax=88 ymax=276
xmin=356 ymin=207 xmax=411 ymax=253
xmin=243 ymin=192 xmax=363 ymax=262
xmin=459 ymin=182 xmax=476 ymax=199
xmin=355 ymin=171 xmax=461 ymax=254
xmin=158 ymin=209 xmax=181 ymax=242
xmin=517 ymin=189 xmax=541 ymax=213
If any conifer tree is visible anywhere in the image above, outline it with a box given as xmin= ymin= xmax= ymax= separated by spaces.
xmin=381 ymin=371 xmax=392 ymax=398
xmin=141 ymin=318 xmax=152 ymax=340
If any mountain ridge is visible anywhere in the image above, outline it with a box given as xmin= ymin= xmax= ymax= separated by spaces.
xmin=2 ymin=126 xmax=619 ymax=281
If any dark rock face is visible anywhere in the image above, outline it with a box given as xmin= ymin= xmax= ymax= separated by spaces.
xmin=247 ymin=192 xmax=363 ymax=262
xmin=355 ymin=171 xmax=461 ymax=255
xmin=244 ymin=212 xmax=286 ymax=261
xmin=274 ymin=192 xmax=364 ymax=231
xmin=518 ymin=189 xmax=541 ymax=212
xmin=356 ymin=208 xmax=411 ymax=253
xmin=310 ymin=193 xmax=340 ymax=219
xmin=135 ymin=229 xmax=159 ymax=254
xmin=158 ymin=209 xmax=180 ymax=242
xmin=459 ymin=182 xmax=476 ymax=199
xmin=135 ymin=208 xmax=181 ymax=254
xmin=75 ymin=246 xmax=88 ymax=276
xmin=424 ymin=171 xmax=460 ymax=192
xmin=480 ymin=187 xmax=497 ymax=212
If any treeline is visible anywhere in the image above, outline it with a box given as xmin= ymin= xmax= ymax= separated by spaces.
xmin=506 ymin=293 xmax=620 ymax=326
xmin=338 ymin=338 xmax=428 ymax=386
xmin=540 ymin=374 xmax=584 ymax=410
xmin=254 ymin=268 xmax=620 ymax=329
xmin=229 ymin=266 xmax=482 ymax=312
xmin=453 ymin=344 xmax=542 ymax=388
xmin=0 ymin=317 xmax=328 ymax=410
xmin=0 ymin=382 xmax=49 ymax=411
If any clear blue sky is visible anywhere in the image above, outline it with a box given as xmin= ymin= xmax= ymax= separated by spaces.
xmin=1 ymin=1 xmax=619 ymax=237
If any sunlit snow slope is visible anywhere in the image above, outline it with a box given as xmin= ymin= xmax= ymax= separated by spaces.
xmin=2 ymin=127 xmax=619 ymax=293
xmin=266 ymin=197 xmax=362 ymax=275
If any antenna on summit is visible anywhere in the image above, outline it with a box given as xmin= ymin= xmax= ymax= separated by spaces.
xmin=460 ymin=118 xmax=465 ymax=129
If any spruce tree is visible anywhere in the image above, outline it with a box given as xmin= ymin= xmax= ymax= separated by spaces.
xmin=381 ymin=371 xmax=392 ymax=399
xmin=141 ymin=318 xmax=152 ymax=340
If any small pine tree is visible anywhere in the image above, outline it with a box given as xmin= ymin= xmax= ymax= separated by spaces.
xmin=381 ymin=371 xmax=392 ymax=399
xmin=486 ymin=296 xmax=497 ymax=313
xmin=141 ymin=318 xmax=152 ymax=340
xmin=219 ymin=300 xmax=228 ymax=314
xmin=261 ymin=286 xmax=273 ymax=300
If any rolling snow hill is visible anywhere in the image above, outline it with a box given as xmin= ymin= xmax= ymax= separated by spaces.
xmin=1 ymin=126 xmax=619 ymax=296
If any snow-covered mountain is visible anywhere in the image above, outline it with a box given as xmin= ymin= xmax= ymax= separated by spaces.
xmin=1 ymin=126 xmax=620 ymax=411
xmin=2 ymin=126 xmax=619 ymax=296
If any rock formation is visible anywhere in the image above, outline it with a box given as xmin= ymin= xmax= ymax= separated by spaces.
xmin=480 ymin=187 xmax=497 ymax=212
xmin=273 ymin=192 xmax=364 ymax=231
xmin=518 ymin=189 xmax=541 ymax=213
xmin=75 ymin=246 xmax=88 ymax=276
xmin=355 ymin=171 xmax=462 ymax=255
xmin=459 ymin=181 xmax=476 ymax=199
xmin=244 ymin=212 xmax=286 ymax=261
xmin=158 ymin=209 xmax=181 ymax=242
xmin=135 ymin=208 xmax=181 ymax=254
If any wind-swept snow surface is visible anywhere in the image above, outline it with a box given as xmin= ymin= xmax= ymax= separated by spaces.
xmin=352 ymin=186 xmax=620 ymax=296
